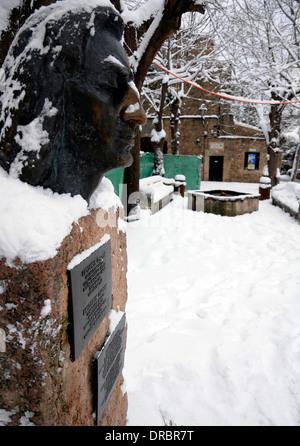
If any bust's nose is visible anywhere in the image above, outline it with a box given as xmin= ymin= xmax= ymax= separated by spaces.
xmin=121 ymin=85 xmax=147 ymax=126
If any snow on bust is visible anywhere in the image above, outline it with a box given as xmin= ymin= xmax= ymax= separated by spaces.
xmin=0 ymin=165 xmax=123 ymax=266
xmin=0 ymin=0 xmax=145 ymax=203
xmin=0 ymin=166 xmax=88 ymax=266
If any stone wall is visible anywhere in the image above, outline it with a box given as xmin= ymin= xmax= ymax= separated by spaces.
xmin=0 ymin=207 xmax=128 ymax=426
xmin=272 ymin=196 xmax=300 ymax=223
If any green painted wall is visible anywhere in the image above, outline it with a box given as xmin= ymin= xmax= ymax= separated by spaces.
xmin=105 ymin=153 xmax=202 ymax=196
xmin=105 ymin=168 xmax=124 ymax=196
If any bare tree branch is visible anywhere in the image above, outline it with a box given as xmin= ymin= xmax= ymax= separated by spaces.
xmin=123 ymin=0 xmax=205 ymax=90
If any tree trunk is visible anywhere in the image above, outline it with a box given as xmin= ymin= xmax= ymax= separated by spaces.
xmin=291 ymin=143 xmax=300 ymax=181
xmin=123 ymin=130 xmax=142 ymax=216
xmin=267 ymin=145 xmax=281 ymax=187
xmin=153 ymin=141 xmax=165 ymax=176
xmin=169 ymin=95 xmax=180 ymax=155
xmin=120 ymin=0 xmax=205 ymax=215
xmin=152 ymin=81 xmax=168 ymax=176
xmin=267 ymin=93 xmax=285 ymax=187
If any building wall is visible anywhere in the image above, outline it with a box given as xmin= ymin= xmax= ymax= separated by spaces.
xmin=142 ymin=115 xmax=267 ymax=184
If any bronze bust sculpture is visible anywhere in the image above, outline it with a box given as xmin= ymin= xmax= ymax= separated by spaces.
xmin=0 ymin=2 xmax=146 ymax=202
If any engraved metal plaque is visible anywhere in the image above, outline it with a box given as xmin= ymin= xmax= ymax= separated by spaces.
xmin=67 ymin=239 xmax=112 ymax=361
xmin=96 ymin=313 xmax=126 ymax=425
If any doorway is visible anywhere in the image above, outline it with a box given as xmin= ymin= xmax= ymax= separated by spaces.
xmin=209 ymin=156 xmax=223 ymax=181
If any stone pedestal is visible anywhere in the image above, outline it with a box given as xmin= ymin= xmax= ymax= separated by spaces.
xmin=0 ymin=207 xmax=128 ymax=426
xmin=259 ymin=186 xmax=271 ymax=200
xmin=259 ymin=176 xmax=271 ymax=201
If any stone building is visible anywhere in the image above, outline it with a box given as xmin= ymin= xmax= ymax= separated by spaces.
xmin=141 ymin=56 xmax=267 ymax=184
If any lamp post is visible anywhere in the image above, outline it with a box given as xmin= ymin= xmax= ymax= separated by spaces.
xmin=199 ymin=103 xmax=207 ymax=120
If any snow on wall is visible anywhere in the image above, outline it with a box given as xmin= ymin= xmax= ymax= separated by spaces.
xmin=140 ymin=175 xmax=174 ymax=204
xmin=67 ymin=234 xmax=110 ymax=270
xmin=271 ymin=182 xmax=300 ymax=215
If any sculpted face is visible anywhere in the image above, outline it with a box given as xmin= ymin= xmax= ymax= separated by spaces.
xmin=65 ymin=26 xmax=145 ymax=173
xmin=0 ymin=5 xmax=146 ymax=202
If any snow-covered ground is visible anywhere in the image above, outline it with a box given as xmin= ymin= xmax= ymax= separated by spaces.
xmin=123 ymin=181 xmax=300 ymax=426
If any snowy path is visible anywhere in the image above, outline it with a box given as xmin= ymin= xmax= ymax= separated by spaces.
xmin=123 ymin=182 xmax=300 ymax=426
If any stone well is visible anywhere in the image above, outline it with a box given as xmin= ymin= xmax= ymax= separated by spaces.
xmin=188 ymin=190 xmax=260 ymax=216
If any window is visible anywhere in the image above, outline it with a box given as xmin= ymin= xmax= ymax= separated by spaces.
xmin=244 ymin=152 xmax=260 ymax=170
